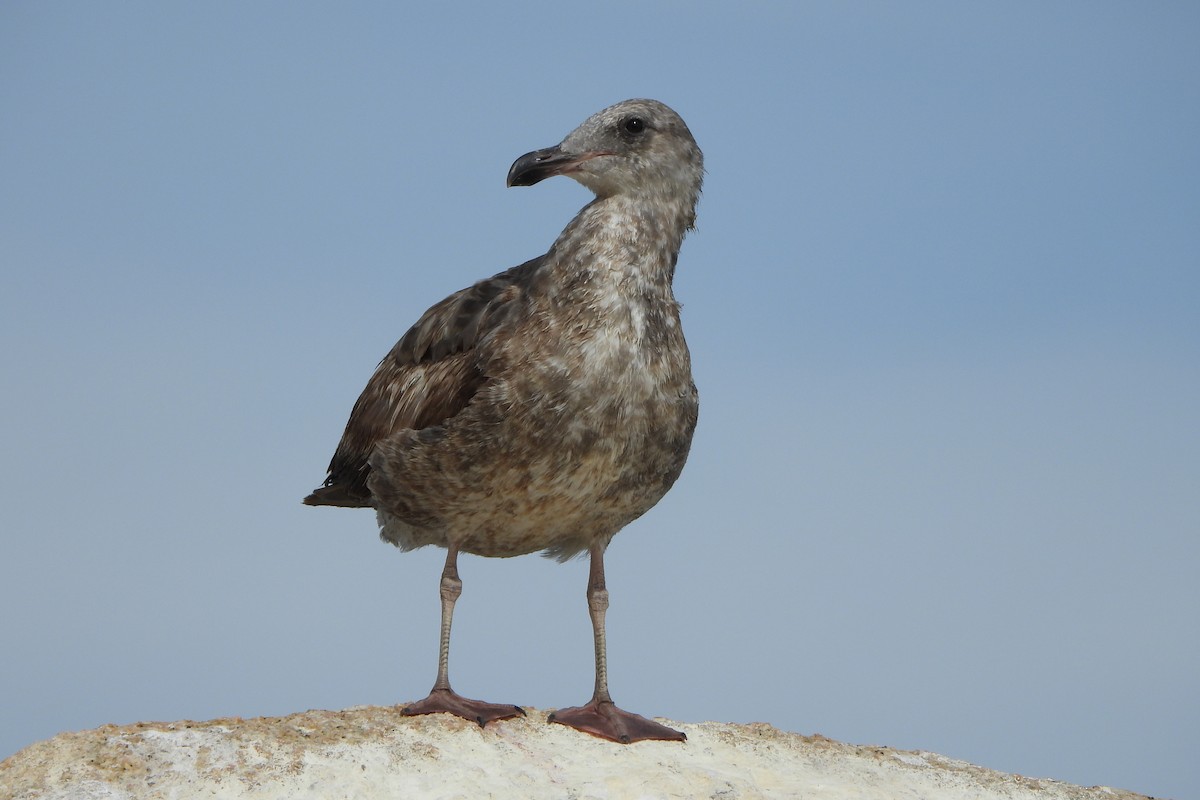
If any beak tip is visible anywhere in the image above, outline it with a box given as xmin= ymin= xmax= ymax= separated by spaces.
xmin=507 ymin=145 xmax=566 ymax=188
xmin=505 ymin=168 xmax=527 ymax=188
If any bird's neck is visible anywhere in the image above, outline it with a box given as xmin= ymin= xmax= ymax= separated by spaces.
xmin=546 ymin=193 xmax=696 ymax=290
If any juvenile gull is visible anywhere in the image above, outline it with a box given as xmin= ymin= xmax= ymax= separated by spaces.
xmin=305 ymin=98 xmax=703 ymax=744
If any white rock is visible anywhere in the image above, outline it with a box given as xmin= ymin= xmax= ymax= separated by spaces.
xmin=0 ymin=707 xmax=1150 ymax=800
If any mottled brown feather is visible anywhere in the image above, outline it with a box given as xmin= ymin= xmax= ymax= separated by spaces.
xmin=303 ymin=256 xmax=543 ymax=507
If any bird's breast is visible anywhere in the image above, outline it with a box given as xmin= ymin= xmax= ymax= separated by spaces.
xmin=549 ymin=282 xmax=689 ymax=392
xmin=491 ymin=282 xmax=695 ymax=471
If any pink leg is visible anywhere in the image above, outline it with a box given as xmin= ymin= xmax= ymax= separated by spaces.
xmin=402 ymin=546 xmax=524 ymax=727
xmin=549 ymin=544 xmax=685 ymax=743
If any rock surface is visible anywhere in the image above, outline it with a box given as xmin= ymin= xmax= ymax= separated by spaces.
xmin=1 ymin=706 xmax=1150 ymax=800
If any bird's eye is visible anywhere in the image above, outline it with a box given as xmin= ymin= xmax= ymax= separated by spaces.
xmin=623 ymin=117 xmax=646 ymax=135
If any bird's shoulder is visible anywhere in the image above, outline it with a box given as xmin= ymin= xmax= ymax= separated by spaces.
xmin=389 ymin=254 xmax=541 ymax=366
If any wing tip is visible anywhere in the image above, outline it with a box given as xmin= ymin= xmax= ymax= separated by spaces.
xmin=303 ymin=483 xmax=372 ymax=508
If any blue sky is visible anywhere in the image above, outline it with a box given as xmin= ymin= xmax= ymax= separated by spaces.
xmin=2 ymin=3 xmax=1197 ymax=797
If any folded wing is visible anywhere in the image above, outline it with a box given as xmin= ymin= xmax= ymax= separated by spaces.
xmin=303 ymin=256 xmax=542 ymax=507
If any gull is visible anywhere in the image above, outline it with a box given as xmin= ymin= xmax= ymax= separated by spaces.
xmin=305 ymin=98 xmax=703 ymax=743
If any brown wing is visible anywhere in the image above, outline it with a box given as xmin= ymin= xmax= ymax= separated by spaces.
xmin=303 ymin=255 xmax=543 ymax=507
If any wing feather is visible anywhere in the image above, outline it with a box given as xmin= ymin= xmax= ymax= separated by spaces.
xmin=303 ymin=255 xmax=542 ymax=507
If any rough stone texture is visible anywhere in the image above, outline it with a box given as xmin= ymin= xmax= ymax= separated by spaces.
xmin=0 ymin=706 xmax=1151 ymax=800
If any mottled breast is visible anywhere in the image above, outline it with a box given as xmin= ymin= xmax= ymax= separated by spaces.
xmin=371 ymin=280 xmax=698 ymax=560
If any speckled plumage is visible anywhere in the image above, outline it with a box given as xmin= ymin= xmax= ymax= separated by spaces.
xmin=305 ymin=99 xmax=704 ymax=743
xmin=307 ymin=99 xmax=702 ymax=561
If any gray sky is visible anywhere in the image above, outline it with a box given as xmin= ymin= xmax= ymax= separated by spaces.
xmin=2 ymin=3 xmax=1196 ymax=798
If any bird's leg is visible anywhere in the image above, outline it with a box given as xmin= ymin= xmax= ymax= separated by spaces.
xmin=402 ymin=545 xmax=524 ymax=727
xmin=549 ymin=544 xmax=685 ymax=743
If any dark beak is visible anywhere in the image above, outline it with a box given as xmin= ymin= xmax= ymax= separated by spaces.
xmin=507 ymin=146 xmax=572 ymax=187
xmin=506 ymin=146 xmax=613 ymax=187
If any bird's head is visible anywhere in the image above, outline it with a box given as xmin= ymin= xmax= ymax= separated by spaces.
xmin=506 ymin=99 xmax=703 ymax=211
